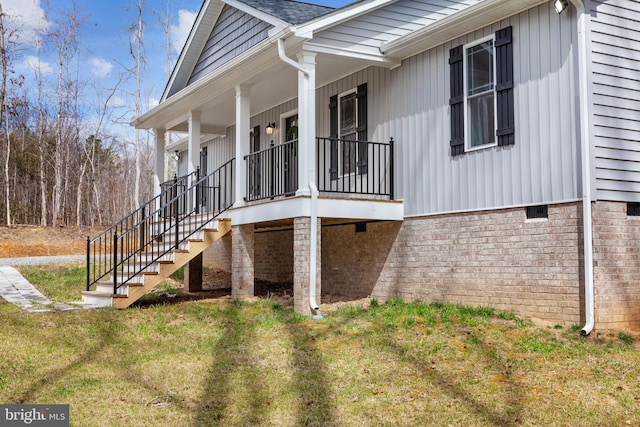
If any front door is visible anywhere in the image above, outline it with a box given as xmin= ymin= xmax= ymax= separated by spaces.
xmin=250 ymin=126 xmax=261 ymax=198
xmin=284 ymin=115 xmax=298 ymax=194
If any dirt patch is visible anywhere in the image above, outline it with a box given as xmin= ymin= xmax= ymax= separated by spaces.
xmin=0 ymin=226 xmax=104 ymax=258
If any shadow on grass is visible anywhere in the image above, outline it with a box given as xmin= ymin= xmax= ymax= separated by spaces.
xmin=12 ymin=309 xmax=193 ymax=416
xmin=371 ymin=312 xmax=525 ymax=426
xmin=192 ymin=302 xmax=267 ymax=425
xmin=13 ymin=311 xmax=121 ymax=404
xmin=192 ymin=303 xmax=334 ymax=426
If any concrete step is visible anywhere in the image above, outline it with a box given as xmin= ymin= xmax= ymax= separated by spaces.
xmin=95 ymin=281 xmax=143 ymax=295
xmin=80 ymin=291 xmax=113 ymax=307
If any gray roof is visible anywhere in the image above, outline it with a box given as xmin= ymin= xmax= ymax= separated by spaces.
xmin=236 ymin=0 xmax=336 ymax=24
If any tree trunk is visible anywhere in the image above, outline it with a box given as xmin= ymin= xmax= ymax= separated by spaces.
xmin=0 ymin=4 xmax=11 ymax=226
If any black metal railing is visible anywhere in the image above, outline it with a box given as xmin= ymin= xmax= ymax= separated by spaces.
xmin=245 ymin=140 xmax=298 ymax=202
xmin=86 ymin=158 xmax=234 ymax=294
xmin=316 ymin=137 xmax=394 ymax=199
xmin=244 ymin=137 xmax=394 ymax=201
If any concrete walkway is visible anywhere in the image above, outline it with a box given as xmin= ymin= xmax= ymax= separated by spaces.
xmin=0 ymin=263 xmax=93 ymax=313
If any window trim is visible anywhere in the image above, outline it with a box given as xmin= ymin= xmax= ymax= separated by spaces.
xmin=463 ymin=34 xmax=498 ymax=153
xmin=279 ymin=108 xmax=298 ymax=144
xmin=337 ymin=88 xmax=359 ymax=178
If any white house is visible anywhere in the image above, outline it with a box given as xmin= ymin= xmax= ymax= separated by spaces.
xmin=85 ymin=0 xmax=640 ymax=333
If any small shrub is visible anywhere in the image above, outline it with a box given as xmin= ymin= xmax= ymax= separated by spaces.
xmin=619 ymin=332 xmax=634 ymax=345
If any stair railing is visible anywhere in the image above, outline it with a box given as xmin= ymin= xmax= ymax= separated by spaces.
xmin=86 ymin=158 xmax=235 ymax=295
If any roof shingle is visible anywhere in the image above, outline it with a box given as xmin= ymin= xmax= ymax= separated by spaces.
xmin=236 ymin=0 xmax=336 ymax=24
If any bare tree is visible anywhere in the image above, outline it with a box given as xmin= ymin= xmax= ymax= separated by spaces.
xmin=0 ymin=3 xmax=11 ymax=226
xmin=0 ymin=3 xmax=21 ymax=226
xmin=157 ymin=1 xmax=174 ymax=80
xmin=47 ymin=2 xmax=84 ymax=226
xmin=129 ymin=0 xmax=146 ymax=209
xmin=33 ymin=47 xmax=48 ymax=226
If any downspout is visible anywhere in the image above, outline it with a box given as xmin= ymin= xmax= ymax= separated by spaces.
xmin=277 ymin=38 xmax=321 ymax=316
xmin=277 ymin=38 xmax=309 ymax=77
xmin=570 ymin=0 xmax=594 ymax=336
xmin=309 ymin=181 xmax=321 ymax=315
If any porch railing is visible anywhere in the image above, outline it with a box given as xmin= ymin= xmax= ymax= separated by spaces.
xmin=86 ymin=158 xmax=234 ymax=294
xmin=316 ymin=137 xmax=394 ymax=199
xmin=244 ymin=137 xmax=394 ymax=201
xmin=244 ymin=140 xmax=298 ymax=202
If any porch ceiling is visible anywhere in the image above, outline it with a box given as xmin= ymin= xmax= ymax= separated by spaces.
xmin=135 ymin=42 xmax=374 ymax=135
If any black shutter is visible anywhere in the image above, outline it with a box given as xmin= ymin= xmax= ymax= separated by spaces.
xmin=356 ymin=83 xmax=368 ymax=174
xmin=495 ymin=26 xmax=515 ymax=146
xmin=329 ymin=94 xmax=338 ymax=180
xmin=251 ymin=125 xmax=260 ymax=152
xmin=449 ymin=45 xmax=465 ymax=156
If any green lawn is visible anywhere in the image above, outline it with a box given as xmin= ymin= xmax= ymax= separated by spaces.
xmin=1 ymin=264 xmax=638 ymax=426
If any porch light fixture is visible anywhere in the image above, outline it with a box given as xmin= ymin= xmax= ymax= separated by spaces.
xmin=553 ymin=0 xmax=569 ymax=14
xmin=265 ymin=122 xmax=276 ymax=135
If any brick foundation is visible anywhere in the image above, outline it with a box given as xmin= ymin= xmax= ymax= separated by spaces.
xmin=216 ymin=200 xmax=640 ymax=330
xmin=593 ymin=201 xmax=640 ymax=331
xmin=231 ymin=224 xmax=254 ymax=299
xmin=323 ymin=203 xmax=584 ymax=324
xmin=203 ymin=234 xmax=232 ymax=272
xmin=255 ymin=229 xmax=294 ymax=283
xmin=204 ymin=229 xmax=293 ymax=284
xmin=322 ymin=221 xmax=401 ymax=299
xmin=293 ymin=217 xmax=321 ymax=315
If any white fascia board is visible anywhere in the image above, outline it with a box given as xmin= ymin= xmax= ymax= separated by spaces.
xmin=132 ymin=28 xmax=293 ymax=130
xmin=303 ymin=42 xmax=400 ymax=68
xmin=293 ymin=0 xmax=396 ymax=39
xmin=380 ymin=0 xmax=546 ymax=58
xmin=224 ymin=0 xmax=291 ymax=28
xmin=162 ymin=0 xmax=221 ymax=102
xmin=226 ymin=196 xmax=404 ymax=225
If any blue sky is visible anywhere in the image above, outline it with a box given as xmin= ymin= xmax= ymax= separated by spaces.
xmin=4 ymin=0 xmax=353 ymax=139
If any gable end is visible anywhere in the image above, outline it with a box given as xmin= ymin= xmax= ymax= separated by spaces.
xmin=187 ymin=5 xmax=274 ymax=87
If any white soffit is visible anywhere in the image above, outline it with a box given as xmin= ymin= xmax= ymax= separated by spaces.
xmin=380 ymin=0 xmax=548 ymax=60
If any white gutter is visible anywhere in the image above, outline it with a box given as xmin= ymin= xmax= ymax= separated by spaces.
xmin=277 ymin=37 xmax=321 ymax=317
xmin=571 ymin=0 xmax=594 ymax=336
xmin=277 ymin=38 xmax=309 ymax=77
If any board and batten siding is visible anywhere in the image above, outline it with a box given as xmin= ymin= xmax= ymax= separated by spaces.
xmin=314 ymin=3 xmax=579 ymax=216
xmin=590 ymin=0 xmax=640 ymax=202
xmin=312 ymin=0 xmax=481 ymax=56
xmin=187 ymin=5 xmax=272 ymax=86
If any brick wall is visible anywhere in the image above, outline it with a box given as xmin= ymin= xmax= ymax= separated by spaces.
xmin=203 ymin=234 xmax=232 ymax=272
xmin=323 ymin=203 xmax=584 ymax=324
xmin=322 ymin=221 xmax=401 ymax=299
xmin=254 ymin=229 xmax=294 ymax=283
xmin=592 ymin=201 xmax=640 ymax=331
xmin=293 ymin=217 xmax=321 ymax=315
xmin=204 ymin=229 xmax=294 ymax=283
xmin=231 ymin=224 xmax=254 ymax=299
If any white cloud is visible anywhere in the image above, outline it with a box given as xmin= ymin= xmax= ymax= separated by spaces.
xmin=24 ymin=55 xmax=53 ymax=75
xmin=3 ymin=0 xmax=49 ymax=47
xmin=147 ymin=98 xmax=160 ymax=109
xmin=107 ymin=96 xmax=127 ymax=108
xmin=90 ymin=57 xmax=113 ymax=78
xmin=170 ymin=9 xmax=197 ymax=54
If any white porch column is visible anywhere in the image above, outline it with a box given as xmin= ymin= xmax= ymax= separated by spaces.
xmin=296 ymin=51 xmax=316 ymax=196
xmin=235 ymin=85 xmax=251 ymax=206
xmin=188 ymin=111 xmax=201 ymax=176
xmin=153 ymin=128 xmax=166 ymax=198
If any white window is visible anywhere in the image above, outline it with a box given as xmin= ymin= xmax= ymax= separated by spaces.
xmin=464 ymin=36 xmax=497 ymax=151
